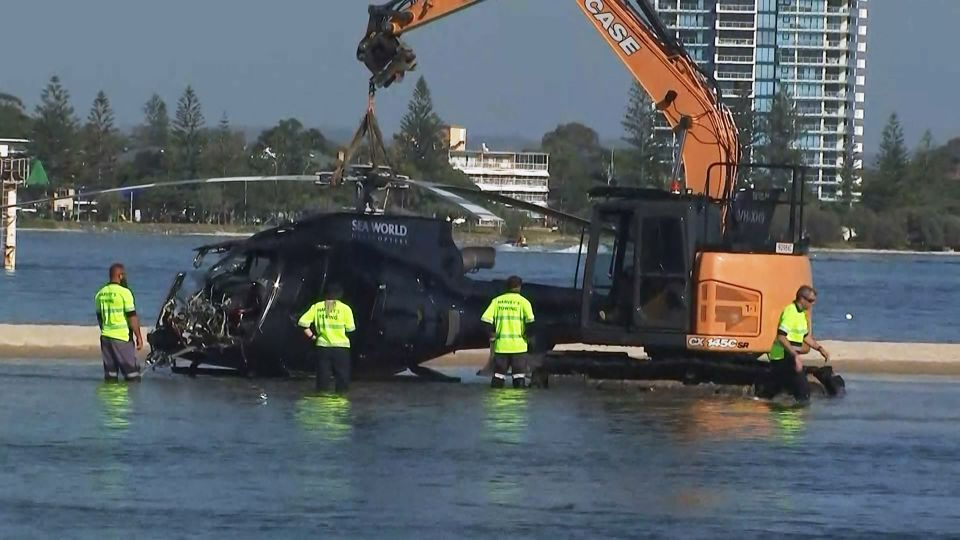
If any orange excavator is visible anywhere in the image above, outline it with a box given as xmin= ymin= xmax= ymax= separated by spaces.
xmin=353 ymin=0 xmax=842 ymax=394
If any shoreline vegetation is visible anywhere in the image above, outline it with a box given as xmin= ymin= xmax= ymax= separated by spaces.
xmin=17 ymin=218 xmax=960 ymax=255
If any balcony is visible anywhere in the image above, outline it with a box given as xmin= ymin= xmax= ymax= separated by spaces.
xmin=825 ymin=40 xmax=847 ymax=49
xmin=716 ymin=20 xmax=756 ymax=30
xmin=716 ymin=3 xmax=754 ymax=12
xmin=716 ymin=54 xmax=754 ymax=63
xmin=716 ymin=71 xmax=753 ymax=80
xmin=716 ymin=37 xmax=755 ymax=46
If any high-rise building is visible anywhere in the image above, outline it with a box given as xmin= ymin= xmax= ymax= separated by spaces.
xmin=653 ymin=0 xmax=869 ymax=201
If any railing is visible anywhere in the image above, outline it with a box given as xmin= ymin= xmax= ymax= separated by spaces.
xmin=716 ymin=20 xmax=755 ymax=29
xmin=716 ymin=3 xmax=754 ymax=12
xmin=716 ymin=38 xmax=754 ymax=46
xmin=716 ymin=54 xmax=754 ymax=63
xmin=450 ymin=158 xmax=549 ymax=172
xmin=0 ymin=158 xmax=30 ymax=184
xmin=716 ymin=72 xmax=753 ymax=80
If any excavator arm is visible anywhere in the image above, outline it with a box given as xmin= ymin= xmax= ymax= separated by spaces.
xmin=356 ymin=0 xmax=740 ymax=200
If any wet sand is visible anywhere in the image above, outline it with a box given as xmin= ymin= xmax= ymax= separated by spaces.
xmin=1 ymin=324 xmax=959 ymax=376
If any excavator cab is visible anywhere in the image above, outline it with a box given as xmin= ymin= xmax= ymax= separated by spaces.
xmin=581 ymin=189 xmax=721 ymax=347
xmin=580 ymin=164 xmax=810 ymax=356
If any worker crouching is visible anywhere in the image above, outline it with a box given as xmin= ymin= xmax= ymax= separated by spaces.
xmin=298 ymin=283 xmax=356 ymax=393
xmin=482 ymin=275 xmax=535 ymax=389
xmin=765 ymin=285 xmax=831 ymax=403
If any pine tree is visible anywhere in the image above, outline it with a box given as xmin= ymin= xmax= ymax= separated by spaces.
xmin=755 ymin=88 xmax=803 ymax=187
xmin=0 ymin=92 xmax=31 ymax=138
xmin=863 ymin=112 xmax=908 ymax=212
xmin=728 ymin=86 xmax=757 ymax=181
xmin=31 ymin=75 xmax=80 ymax=184
xmin=838 ymin=149 xmax=859 ymax=207
xmin=139 ymin=94 xmax=170 ymax=150
xmin=172 ymin=85 xmax=205 ymax=178
xmin=907 ymin=130 xmax=947 ymax=207
xmin=620 ymin=82 xmax=668 ymax=187
xmin=81 ymin=90 xmax=121 ymax=187
xmin=394 ymin=76 xmax=446 ymax=176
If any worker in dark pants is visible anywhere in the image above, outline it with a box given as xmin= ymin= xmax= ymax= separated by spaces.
xmin=94 ymin=263 xmax=143 ymax=382
xmin=298 ymin=283 xmax=356 ymax=392
xmin=481 ymin=275 xmax=535 ymax=389
xmin=765 ymin=285 xmax=831 ymax=403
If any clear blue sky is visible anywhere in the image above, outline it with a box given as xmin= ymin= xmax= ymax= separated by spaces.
xmin=4 ymin=0 xmax=957 ymax=154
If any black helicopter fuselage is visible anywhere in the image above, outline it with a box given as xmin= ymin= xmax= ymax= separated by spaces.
xmin=147 ymin=213 xmax=581 ymax=377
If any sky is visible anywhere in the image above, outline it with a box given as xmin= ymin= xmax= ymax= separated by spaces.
xmin=3 ymin=0 xmax=958 ymax=154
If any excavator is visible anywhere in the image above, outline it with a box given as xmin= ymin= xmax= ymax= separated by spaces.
xmin=350 ymin=0 xmax=843 ymax=394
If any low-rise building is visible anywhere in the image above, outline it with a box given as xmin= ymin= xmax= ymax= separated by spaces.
xmin=446 ymin=126 xmax=550 ymax=226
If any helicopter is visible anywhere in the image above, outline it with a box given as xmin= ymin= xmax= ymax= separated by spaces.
xmin=144 ymin=165 xmax=588 ymax=381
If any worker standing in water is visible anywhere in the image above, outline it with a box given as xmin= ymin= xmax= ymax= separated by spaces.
xmin=482 ymin=275 xmax=535 ymax=388
xmin=766 ymin=285 xmax=831 ymax=402
xmin=94 ymin=263 xmax=143 ymax=382
xmin=298 ymin=283 xmax=356 ymax=392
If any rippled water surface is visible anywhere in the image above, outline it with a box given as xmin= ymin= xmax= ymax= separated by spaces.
xmin=1 ymin=360 xmax=958 ymax=538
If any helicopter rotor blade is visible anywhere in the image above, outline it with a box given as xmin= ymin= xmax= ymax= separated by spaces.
xmin=0 ymin=175 xmax=324 ymax=211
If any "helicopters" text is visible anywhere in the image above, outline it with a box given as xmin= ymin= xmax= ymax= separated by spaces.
xmin=351 ymin=219 xmax=408 ymax=238
xmin=583 ymin=0 xmax=642 ymax=56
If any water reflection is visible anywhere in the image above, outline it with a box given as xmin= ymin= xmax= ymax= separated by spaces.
xmin=295 ymin=394 xmax=352 ymax=442
xmin=93 ymin=382 xmax=132 ymax=505
xmin=482 ymin=390 xmax=530 ymax=507
xmin=770 ymin=406 xmax=806 ymax=445
xmin=294 ymin=393 xmax=355 ymax=507
xmin=96 ymin=382 xmax=131 ymax=433
xmin=482 ymin=389 xmax=530 ymax=445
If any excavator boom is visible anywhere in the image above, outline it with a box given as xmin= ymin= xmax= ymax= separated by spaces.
xmin=357 ymin=0 xmax=740 ymax=200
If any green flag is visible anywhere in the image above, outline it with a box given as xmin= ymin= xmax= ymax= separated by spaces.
xmin=26 ymin=159 xmax=49 ymax=187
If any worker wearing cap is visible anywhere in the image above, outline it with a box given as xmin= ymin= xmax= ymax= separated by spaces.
xmin=481 ymin=275 xmax=535 ymax=389
xmin=94 ymin=263 xmax=143 ymax=382
xmin=766 ymin=285 xmax=831 ymax=402
xmin=298 ymin=283 xmax=356 ymax=392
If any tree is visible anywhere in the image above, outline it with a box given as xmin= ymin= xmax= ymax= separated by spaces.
xmin=862 ymin=112 xmax=908 ymax=212
xmin=138 ymin=94 xmax=170 ymax=150
xmin=81 ymin=90 xmax=122 ymax=187
xmin=838 ymin=149 xmax=859 ymax=208
xmin=541 ymin=122 xmax=607 ymax=217
xmin=906 ymin=130 xmax=949 ymax=208
xmin=620 ymin=82 xmax=669 ymax=187
xmin=394 ymin=76 xmax=447 ymax=176
xmin=0 ymin=92 xmax=32 ymax=138
xmin=755 ymin=88 xmax=803 ymax=188
xmin=171 ymin=85 xmax=205 ymax=178
xmin=31 ymin=75 xmax=80 ymax=184
xmin=728 ymin=85 xmax=759 ymax=170
xmin=205 ymin=113 xmax=247 ymax=177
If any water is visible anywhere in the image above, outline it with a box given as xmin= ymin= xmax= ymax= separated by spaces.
xmin=1 ymin=230 xmax=959 ymax=342
xmin=0 ymin=360 xmax=958 ymax=538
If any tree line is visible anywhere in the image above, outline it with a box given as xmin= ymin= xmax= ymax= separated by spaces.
xmin=3 ymin=75 xmax=959 ymax=249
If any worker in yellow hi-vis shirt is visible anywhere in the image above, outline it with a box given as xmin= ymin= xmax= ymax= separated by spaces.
xmin=94 ymin=263 xmax=143 ymax=382
xmin=298 ymin=283 xmax=356 ymax=392
xmin=481 ymin=275 xmax=535 ymax=389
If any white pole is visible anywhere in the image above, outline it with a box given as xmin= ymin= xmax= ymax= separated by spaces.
xmin=3 ymin=185 xmax=16 ymax=271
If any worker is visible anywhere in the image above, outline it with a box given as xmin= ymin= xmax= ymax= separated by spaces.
xmin=766 ymin=285 xmax=831 ymax=402
xmin=481 ymin=275 xmax=535 ymax=388
xmin=94 ymin=263 xmax=143 ymax=382
xmin=298 ymin=283 xmax=356 ymax=392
